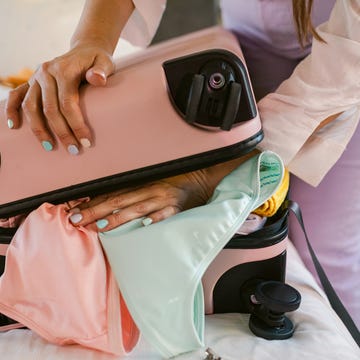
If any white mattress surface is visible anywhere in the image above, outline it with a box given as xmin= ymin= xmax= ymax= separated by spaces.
xmin=0 ymin=242 xmax=358 ymax=360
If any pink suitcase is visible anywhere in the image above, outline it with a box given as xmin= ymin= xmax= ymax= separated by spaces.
xmin=0 ymin=26 xmax=262 ymax=218
xmin=202 ymin=203 xmax=301 ymax=340
xmin=1 ymin=26 xmax=355 ymax=345
xmin=0 ymin=27 xmax=301 ymax=340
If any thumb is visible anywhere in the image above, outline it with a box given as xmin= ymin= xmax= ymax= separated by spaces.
xmin=85 ymin=55 xmax=115 ymax=86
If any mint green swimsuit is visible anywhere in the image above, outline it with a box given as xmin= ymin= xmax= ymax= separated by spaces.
xmin=99 ymin=151 xmax=284 ymax=358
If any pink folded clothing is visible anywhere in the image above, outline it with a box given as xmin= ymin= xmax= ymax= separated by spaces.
xmin=0 ymin=203 xmax=139 ymax=355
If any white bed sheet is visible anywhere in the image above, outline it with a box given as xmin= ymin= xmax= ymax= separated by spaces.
xmin=0 ymin=242 xmax=358 ymax=360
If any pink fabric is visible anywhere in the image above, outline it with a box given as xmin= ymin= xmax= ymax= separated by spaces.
xmin=0 ymin=203 xmax=139 ymax=355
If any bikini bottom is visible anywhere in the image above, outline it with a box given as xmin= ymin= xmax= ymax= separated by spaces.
xmin=99 ymin=150 xmax=284 ymax=358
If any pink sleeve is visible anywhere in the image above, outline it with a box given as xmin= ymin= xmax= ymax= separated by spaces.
xmin=257 ymin=0 xmax=360 ymax=186
xmin=121 ymin=0 xmax=166 ymax=47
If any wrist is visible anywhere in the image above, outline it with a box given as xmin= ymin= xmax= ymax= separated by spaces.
xmin=70 ymin=36 xmax=115 ymax=54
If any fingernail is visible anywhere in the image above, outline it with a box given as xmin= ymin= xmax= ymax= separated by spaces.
xmin=112 ymin=209 xmax=120 ymax=214
xmin=96 ymin=219 xmax=109 ymax=229
xmin=7 ymin=119 xmax=14 ymax=129
xmin=93 ymin=69 xmax=106 ymax=81
xmin=80 ymin=138 xmax=91 ymax=148
xmin=142 ymin=217 xmax=153 ymax=226
xmin=69 ymin=212 xmax=83 ymax=224
xmin=68 ymin=144 xmax=79 ymax=155
xmin=42 ymin=141 xmax=53 ymax=151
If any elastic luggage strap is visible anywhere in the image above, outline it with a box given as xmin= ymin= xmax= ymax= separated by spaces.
xmin=285 ymin=200 xmax=360 ymax=346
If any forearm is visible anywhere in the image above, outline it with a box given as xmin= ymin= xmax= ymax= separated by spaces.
xmin=70 ymin=0 xmax=135 ymax=54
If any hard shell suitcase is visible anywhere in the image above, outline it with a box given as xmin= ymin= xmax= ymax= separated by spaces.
xmin=202 ymin=203 xmax=302 ymax=340
xmin=202 ymin=206 xmax=289 ymax=315
xmin=0 ymin=26 xmax=262 ymax=218
xmin=0 ymin=27 xmax=300 ymax=342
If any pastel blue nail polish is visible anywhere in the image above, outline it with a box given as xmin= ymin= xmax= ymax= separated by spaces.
xmin=7 ymin=119 xmax=14 ymax=129
xmin=69 ymin=213 xmax=83 ymax=224
xmin=68 ymin=144 xmax=79 ymax=155
xmin=142 ymin=217 xmax=153 ymax=226
xmin=96 ymin=219 xmax=109 ymax=229
xmin=42 ymin=141 xmax=53 ymax=151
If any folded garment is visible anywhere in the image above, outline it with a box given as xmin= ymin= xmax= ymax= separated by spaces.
xmin=100 ymin=150 xmax=284 ymax=358
xmin=253 ymin=168 xmax=289 ymax=217
xmin=0 ymin=203 xmax=139 ymax=355
xmin=236 ymin=213 xmax=267 ymax=235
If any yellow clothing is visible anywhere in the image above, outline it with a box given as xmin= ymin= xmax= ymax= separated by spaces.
xmin=253 ymin=168 xmax=289 ymax=217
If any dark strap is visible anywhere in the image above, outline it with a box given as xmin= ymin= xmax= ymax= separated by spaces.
xmin=285 ymin=200 xmax=360 ymax=346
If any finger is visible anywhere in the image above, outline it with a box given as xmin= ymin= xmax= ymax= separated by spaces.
xmin=85 ymin=53 xmax=115 ymax=86
xmin=96 ymin=199 xmax=178 ymax=231
xmin=37 ymin=67 xmax=81 ymax=155
xmin=68 ymin=181 xmax=183 ymax=229
xmin=85 ymin=68 xmax=107 ymax=86
xmin=22 ymin=81 xmax=55 ymax=151
xmin=79 ymin=185 xmax=156 ymax=214
xmin=69 ymin=193 xmax=155 ymax=227
xmin=69 ymin=191 xmax=167 ymax=230
xmin=71 ymin=186 xmax=139 ymax=213
xmin=142 ymin=205 xmax=180 ymax=226
xmin=5 ymin=83 xmax=29 ymax=129
xmin=56 ymin=74 xmax=93 ymax=150
xmin=96 ymin=203 xmax=180 ymax=232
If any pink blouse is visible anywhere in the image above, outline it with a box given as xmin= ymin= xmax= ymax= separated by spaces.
xmin=126 ymin=0 xmax=360 ymax=187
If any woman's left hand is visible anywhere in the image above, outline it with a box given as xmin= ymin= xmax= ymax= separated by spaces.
xmin=67 ymin=171 xmax=211 ymax=232
xmin=67 ymin=153 xmax=256 ymax=232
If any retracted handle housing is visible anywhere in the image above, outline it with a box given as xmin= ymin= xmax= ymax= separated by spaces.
xmin=163 ymin=49 xmax=257 ymax=130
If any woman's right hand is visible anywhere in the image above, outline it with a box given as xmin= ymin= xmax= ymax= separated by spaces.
xmin=5 ymin=44 xmax=115 ymax=154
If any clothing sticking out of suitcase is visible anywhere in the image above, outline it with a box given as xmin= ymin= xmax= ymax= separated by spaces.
xmin=0 ymin=27 xmax=301 ymax=348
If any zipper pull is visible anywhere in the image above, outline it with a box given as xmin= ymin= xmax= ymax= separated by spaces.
xmin=204 ymin=347 xmax=222 ymax=360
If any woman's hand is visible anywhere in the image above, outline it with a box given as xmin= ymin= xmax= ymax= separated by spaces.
xmin=68 ymin=170 xmax=212 ymax=232
xmin=5 ymin=44 xmax=115 ymax=154
xmin=67 ymin=153 xmax=257 ymax=232
xmin=4 ymin=0 xmax=135 ymax=153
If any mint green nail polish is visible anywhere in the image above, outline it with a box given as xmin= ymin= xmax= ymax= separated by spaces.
xmin=7 ymin=119 xmax=14 ymax=129
xmin=42 ymin=141 xmax=53 ymax=151
xmin=96 ymin=219 xmax=109 ymax=229
xmin=142 ymin=217 xmax=153 ymax=226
